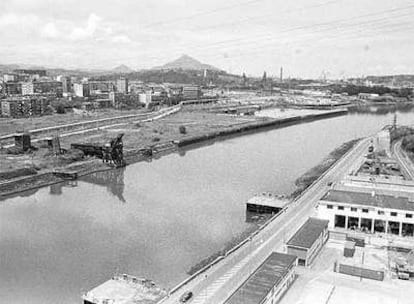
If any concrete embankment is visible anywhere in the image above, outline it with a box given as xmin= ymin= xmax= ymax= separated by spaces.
xmin=175 ymin=109 xmax=347 ymax=147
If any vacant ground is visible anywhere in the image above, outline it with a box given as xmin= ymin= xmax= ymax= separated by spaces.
xmin=0 ymin=108 xmax=149 ymax=136
xmin=0 ymin=111 xmax=264 ymax=175
xmin=59 ymin=111 xmax=263 ymax=150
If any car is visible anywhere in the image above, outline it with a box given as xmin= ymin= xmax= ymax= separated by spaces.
xmin=179 ymin=291 xmax=193 ymax=302
xmin=327 ymin=181 xmax=333 ymax=186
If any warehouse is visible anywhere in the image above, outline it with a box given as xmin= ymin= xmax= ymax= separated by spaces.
xmin=286 ymin=217 xmax=329 ymax=266
xmin=224 ymin=252 xmax=297 ymax=304
xmin=317 ymin=189 xmax=414 ymax=237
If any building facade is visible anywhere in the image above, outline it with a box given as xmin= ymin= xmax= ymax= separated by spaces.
xmin=116 ymin=78 xmax=128 ymax=93
xmin=318 ymin=189 xmax=414 ymax=237
xmin=286 ymin=217 xmax=329 ymax=266
xmin=74 ymin=83 xmax=90 ymax=97
xmin=61 ymin=76 xmax=72 ymax=93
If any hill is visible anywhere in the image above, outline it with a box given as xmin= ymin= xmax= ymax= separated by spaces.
xmin=153 ymin=54 xmax=221 ymax=71
xmin=112 ymin=64 xmax=134 ymax=74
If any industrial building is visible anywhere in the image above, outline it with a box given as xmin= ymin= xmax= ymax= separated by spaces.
xmin=286 ymin=217 xmax=329 ymax=266
xmin=224 ymin=252 xmax=297 ymax=304
xmin=182 ymin=85 xmax=202 ymax=100
xmin=318 ymin=189 xmax=414 ymax=237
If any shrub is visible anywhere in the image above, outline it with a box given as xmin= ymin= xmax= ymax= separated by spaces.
xmin=56 ymin=103 xmax=66 ymax=114
xmin=179 ymin=125 xmax=187 ymax=134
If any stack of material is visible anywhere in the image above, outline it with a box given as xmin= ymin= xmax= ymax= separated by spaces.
xmin=344 ymin=241 xmax=356 ymax=257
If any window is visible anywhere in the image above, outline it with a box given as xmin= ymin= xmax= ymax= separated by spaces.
xmin=391 ymin=212 xmax=398 ymax=217
xmin=327 ymin=205 xmax=333 ymax=209
xmin=351 ymin=207 xmax=357 ymax=212
xmin=362 ymin=209 xmax=369 ymax=213
xmin=378 ymin=210 xmax=385 ymax=215
xmin=406 ymin=213 xmax=413 ymax=219
xmin=338 ymin=206 xmax=344 ymax=210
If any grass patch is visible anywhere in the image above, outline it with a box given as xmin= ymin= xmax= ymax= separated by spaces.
xmin=291 ymin=139 xmax=360 ymax=199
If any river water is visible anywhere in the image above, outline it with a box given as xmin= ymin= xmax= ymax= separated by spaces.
xmin=1 ymin=105 xmax=413 ymax=304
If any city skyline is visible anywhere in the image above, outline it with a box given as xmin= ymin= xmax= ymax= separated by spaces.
xmin=1 ymin=0 xmax=414 ymax=78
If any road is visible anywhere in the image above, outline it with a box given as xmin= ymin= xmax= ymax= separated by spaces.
xmin=392 ymin=140 xmax=414 ymax=180
xmin=161 ymin=137 xmax=371 ymax=304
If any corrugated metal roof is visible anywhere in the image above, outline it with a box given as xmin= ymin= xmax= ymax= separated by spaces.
xmin=224 ymin=252 xmax=296 ymax=304
xmin=287 ymin=217 xmax=328 ymax=249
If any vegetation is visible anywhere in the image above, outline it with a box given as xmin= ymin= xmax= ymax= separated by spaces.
xmin=179 ymin=125 xmax=187 ymax=134
xmin=291 ymin=139 xmax=360 ymax=198
xmin=390 ymin=126 xmax=414 ymax=143
xmin=187 ymin=216 xmax=271 ymax=275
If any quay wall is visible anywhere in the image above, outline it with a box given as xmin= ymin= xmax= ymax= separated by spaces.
xmin=176 ymin=109 xmax=347 ymax=147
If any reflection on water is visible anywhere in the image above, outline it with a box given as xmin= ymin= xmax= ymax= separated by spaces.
xmin=2 ymin=106 xmax=414 ymax=304
xmin=81 ymin=168 xmax=126 ymax=203
xmin=49 ymin=181 xmax=78 ymax=195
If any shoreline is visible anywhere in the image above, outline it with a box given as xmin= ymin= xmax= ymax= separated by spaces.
xmin=183 ymin=138 xmax=360 ymax=277
xmin=0 ymin=109 xmax=347 ymax=199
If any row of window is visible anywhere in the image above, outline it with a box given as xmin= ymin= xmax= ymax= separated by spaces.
xmin=326 ymin=204 xmax=413 ymax=218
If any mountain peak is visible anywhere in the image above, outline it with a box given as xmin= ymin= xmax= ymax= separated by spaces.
xmin=112 ymin=64 xmax=134 ymax=73
xmin=153 ymin=55 xmax=220 ymax=71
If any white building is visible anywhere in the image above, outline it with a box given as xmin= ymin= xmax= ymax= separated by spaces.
xmin=317 ymin=189 xmax=414 ymax=237
xmin=74 ymin=83 xmax=90 ymax=97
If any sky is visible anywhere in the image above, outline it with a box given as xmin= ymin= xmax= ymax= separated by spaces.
xmin=1 ymin=0 xmax=414 ymax=78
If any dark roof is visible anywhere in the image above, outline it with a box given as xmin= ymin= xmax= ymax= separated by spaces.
xmin=224 ymin=252 xmax=297 ymax=304
xmin=287 ymin=217 xmax=328 ymax=249
xmin=321 ymin=190 xmax=414 ymax=211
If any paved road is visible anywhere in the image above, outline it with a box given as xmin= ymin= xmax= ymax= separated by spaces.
xmin=162 ymin=138 xmax=371 ymax=304
xmin=392 ymin=140 xmax=414 ymax=180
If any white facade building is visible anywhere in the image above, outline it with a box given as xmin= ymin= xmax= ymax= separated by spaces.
xmin=317 ymin=189 xmax=414 ymax=237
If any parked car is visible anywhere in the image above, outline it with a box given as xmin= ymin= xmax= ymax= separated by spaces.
xmin=180 ymin=291 xmax=193 ymax=302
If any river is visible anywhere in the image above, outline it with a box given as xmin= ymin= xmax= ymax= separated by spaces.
xmin=1 ymin=105 xmax=413 ymax=304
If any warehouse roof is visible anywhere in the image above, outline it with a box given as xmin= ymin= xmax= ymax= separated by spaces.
xmin=224 ymin=252 xmax=297 ymax=304
xmin=287 ymin=217 xmax=329 ymax=249
xmin=321 ymin=189 xmax=414 ymax=211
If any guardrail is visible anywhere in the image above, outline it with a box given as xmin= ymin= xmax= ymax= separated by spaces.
xmin=159 ymin=137 xmax=368 ymax=302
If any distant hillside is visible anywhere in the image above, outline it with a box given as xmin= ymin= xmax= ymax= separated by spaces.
xmin=112 ymin=64 xmax=134 ymax=74
xmin=153 ymin=54 xmax=221 ymax=71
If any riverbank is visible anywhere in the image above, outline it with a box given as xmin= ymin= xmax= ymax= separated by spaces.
xmin=0 ymin=108 xmax=347 ymax=198
xmin=292 ymin=138 xmax=360 ymax=198
xmin=183 ymin=137 xmax=360 ymax=276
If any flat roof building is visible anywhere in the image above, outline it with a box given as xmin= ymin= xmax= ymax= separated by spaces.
xmin=286 ymin=217 xmax=329 ymax=266
xmin=318 ymin=189 xmax=414 ymax=237
xmin=224 ymin=252 xmax=297 ymax=304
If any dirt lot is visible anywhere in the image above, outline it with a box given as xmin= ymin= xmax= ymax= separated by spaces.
xmin=59 ymin=111 xmax=262 ymax=150
xmin=0 ymin=111 xmax=262 ymax=177
xmin=0 ymin=108 xmax=149 ymax=136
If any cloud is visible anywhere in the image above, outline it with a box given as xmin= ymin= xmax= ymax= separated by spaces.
xmin=0 ymin=13 xmax=39 ymax=27
xmin=69 ymin=13 xmax=102 ymax=40
xmin=111 ymin=35 xmax=132 ymax=43
xmin=41 ymin=22 xmax=60 ymax=39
